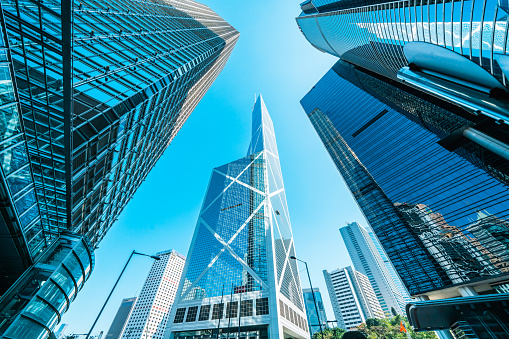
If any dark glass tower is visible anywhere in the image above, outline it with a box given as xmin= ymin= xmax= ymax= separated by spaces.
xmin=166 ymin=96 xmax=309 ymax=339
xmin=302 ymin=288 xmax=328 ymax=336
xmin=0 ymin=0 xmax=238 ymax=337
xmin=300 ymin=62 xmax=509 ymax=336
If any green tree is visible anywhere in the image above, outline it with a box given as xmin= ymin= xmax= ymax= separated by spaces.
xmin=312 ymin=327 xmax=346 ymax=339
xmin=356 ymin=316 xmax=438 ymax=339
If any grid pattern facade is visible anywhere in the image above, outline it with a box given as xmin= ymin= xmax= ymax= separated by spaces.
xmin=106 ymin=297 xmax=137 ymax=339
xmin=323 ymin=267 xmax=384 ymax=331
xmin=301 ymin=67 xmax=509 ymax=296
xmin=121 ymin=250 xmax=186 ymax=339
xmin=340 ymin=222 xmax=406 ymax=315
xmin=302 ymin=288 xmax=328 ymax=336
xmin=168 ymin=96 xmax=308 ymax=339
xmin=0 ymin=0 xmax=238 ymax=258
xmin=297 ymin=0 xmax=509 ymax=89
xmin=0 ymin=233 xmax=94 ymax=338
xmin=176 ymin=96 xmax=303 ymax=309
xmin=328 ymin=60 xmax=509 ymax=188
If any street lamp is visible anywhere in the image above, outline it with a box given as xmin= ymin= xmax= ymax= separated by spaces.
xmin=85 ymin=250 xmax=160 ymax=339
xmin=290 ymin=256 xmax=325 ymax=339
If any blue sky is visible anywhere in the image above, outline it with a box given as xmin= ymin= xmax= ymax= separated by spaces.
xmin=60 ymin=1 xmax=368 ymax=336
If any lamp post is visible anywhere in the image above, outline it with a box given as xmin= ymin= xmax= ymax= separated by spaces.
xmin=290 ymin=256 xmax=324 ymax=339
xmin=85 ymin=250 xmax=160 ymax=339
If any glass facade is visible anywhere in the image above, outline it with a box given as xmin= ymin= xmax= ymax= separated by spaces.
xmin=300 ymin=66 xmax=509 ymax=297
xmin=297 ymin=0 xmax=509 ymax=90
xmin=0 ymin=233 xmax=94 ymax=339
xmin=168 ymin=96 xmax=309 ymax=339
xmin=0 ymin=0 xmax=238 ymax=337
xmin=302 ymin=288 xmax=328 ymax=336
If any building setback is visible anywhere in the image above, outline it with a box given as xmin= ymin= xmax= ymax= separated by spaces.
xmin=122 ymin=250 xmax=186 ymax=339
xmin=300 ymin=60 xmax=509 ymax=336
xmin=323 ymin=267 xmax=384 ymax=331
xmin=302 ymin=288 xmax=328 ymax=336
xmin=340 ymin=222 xmax=407 ymax=316
xmin=0 ymin=0 xmax=238 ymax=337
xmin=165 ymin=96 xmax=308 ymax=339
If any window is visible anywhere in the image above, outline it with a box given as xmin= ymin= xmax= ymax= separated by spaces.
xmin=256 ymin=297 xmax=269 ymax=315
xmin=198 ymin=305 xmax=211 ymax=321
xmin=174 ymin=308 xmax=186 ymax=323
xmin=211 ymin=303 xmax=224 ymax=320
xmin=186 ymin=306 xmax=198 ymax=322
xmin=240 ymin=300 xmax=253 ymax=317
xmin=226 ymin=301 xmax=238 ymax=318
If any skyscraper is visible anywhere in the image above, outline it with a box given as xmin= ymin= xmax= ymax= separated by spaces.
xmin=122 ymin=250 xmax=186 ymax=339
xmin=0 ymin=0 xmax=238 ymax=337
xmin=366 ymin=231 xmax=411 ymax=306
xmin=106 ymin=297 xmax=137 ymax=339
xmin=296 ymin=0 xmax=509 ymax=161
xmin=339 ymin=222 xmax=407 ymax=316
xmin=300 ymin=61 xmax=509 ymax=335
xmin=302 ymin=288 xmax=328 ymax=336
xmin=165 ymin=96 xmax=308 ymax=339
xmin=323 ymin=267 xmax=384 ymax=331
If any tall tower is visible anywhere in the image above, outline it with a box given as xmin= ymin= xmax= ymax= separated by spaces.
xmin=302 ymin=288 xmax=328 ymax=336
xmin=122 ymin=250 xmax=186 ymax=339
xmin=105 ymin=297 xmax=137 ymax=339
xmin=340 ymin=222 xmax=407 ymax=316
xmin=0 ymin=1 xmax=238 ymax=337
xmin=300 ymin=61 xmax=509 ymax=336
xmin=165 ymin=96 xmax=308 ymax=339
xmin=323 ymin=267 xmax=384 ymax=331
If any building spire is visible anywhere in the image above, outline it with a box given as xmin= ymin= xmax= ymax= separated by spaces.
xmin=247 ymin=94 xmax=278 ymax=157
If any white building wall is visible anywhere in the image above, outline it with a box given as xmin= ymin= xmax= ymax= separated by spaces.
xmin=323 ymin=267 xmax=384 ymax=331
xmin=340 ymin=222 xmax=407 ymax=316
xmin=122 ymin=250 xmax=186 ymax=339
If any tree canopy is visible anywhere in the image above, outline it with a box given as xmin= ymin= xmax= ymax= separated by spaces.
xmin=311 ymin=316 xmax=437 ymax=339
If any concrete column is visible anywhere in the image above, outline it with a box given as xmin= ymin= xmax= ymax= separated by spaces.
xmin=458 ymin=286 xmax=478 ymax=297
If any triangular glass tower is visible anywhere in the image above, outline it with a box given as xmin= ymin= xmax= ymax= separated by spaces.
xmin=165 ymin=96 xmax=309 ymax=339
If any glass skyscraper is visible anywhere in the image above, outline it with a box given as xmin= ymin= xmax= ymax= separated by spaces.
xmin=302 ymin=288 xmax=328 ymax=336
xmin=296 ymin=0 xmax=509 ymax=179
xmin=300 ymin=61 xmax=509 ymax=336
xmin=0 ymin=0 xmax=238 ymax=337
xmin=165 ymin=96 xmax=309 ymax=339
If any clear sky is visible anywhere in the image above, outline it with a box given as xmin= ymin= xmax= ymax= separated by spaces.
xmin=60 ymin=1 xmax=369 ymax=336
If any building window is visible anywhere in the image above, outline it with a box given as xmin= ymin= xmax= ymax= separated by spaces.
xmin=186 ymin=306 xmax=198 ymax=322
xmin=256 ymin=298 xmax=269 ymax=316
xmin=174 ymin=308 xmax=186 ymax=323
xmin=226 ymin=301 xmax=238 ymax=318
xmin=212 ymin=303 xmax=224 ymax=320
xmin=240 ymin=300 xmax=253 ymax=317
xmin=198 ymin=305 xmax=211 ymax=321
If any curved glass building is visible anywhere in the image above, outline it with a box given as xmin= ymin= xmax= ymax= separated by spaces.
xmin=0 ymin=233 xmax=94 ymax=339
xmin=0 ymin=0 xmax=238 ymax=337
